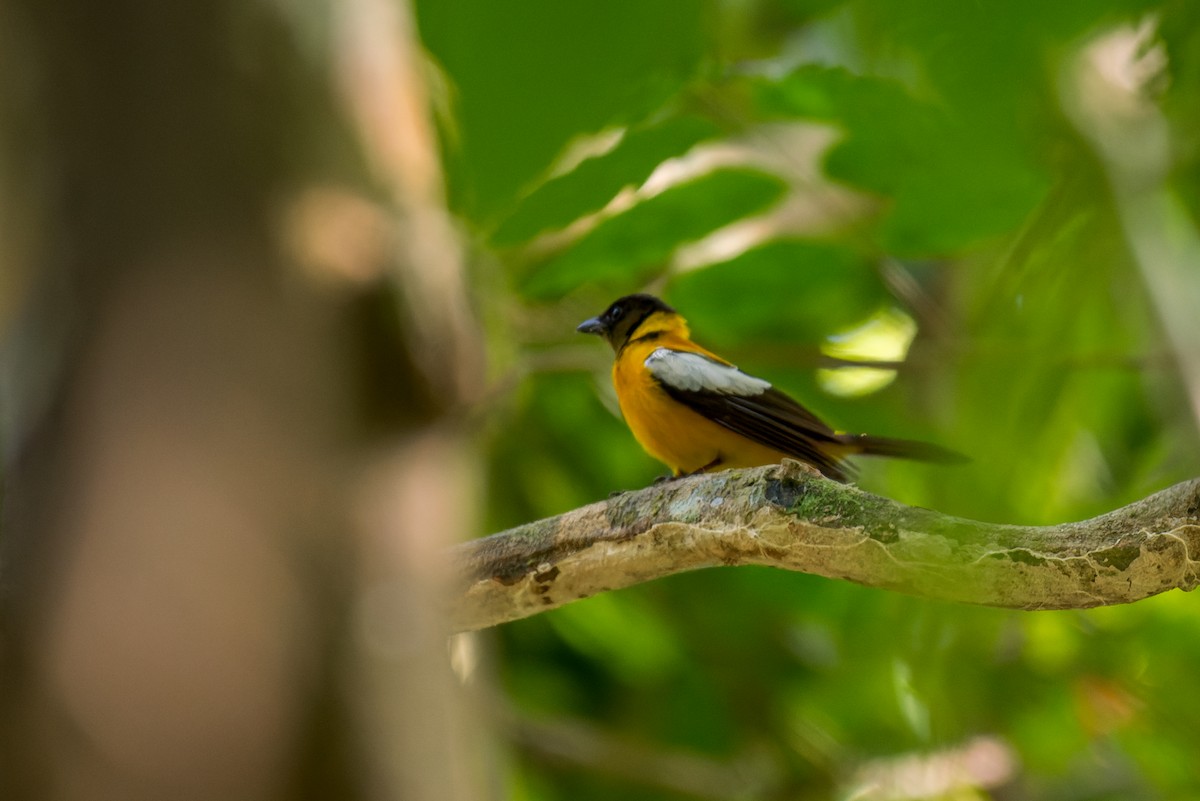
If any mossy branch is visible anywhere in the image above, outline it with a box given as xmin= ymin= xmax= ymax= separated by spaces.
xmin=450 ymin=461 xmax=1200 ymax=632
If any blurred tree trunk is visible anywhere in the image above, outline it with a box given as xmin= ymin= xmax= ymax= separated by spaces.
xmin=0 ymin=2 xmax=483 ymax=800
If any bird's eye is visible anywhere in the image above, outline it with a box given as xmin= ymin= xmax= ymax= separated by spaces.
xmin=609 ymin=306 xmax=624 ymax=321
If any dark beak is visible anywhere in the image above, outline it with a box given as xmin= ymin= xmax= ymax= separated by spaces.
xmin=576 ymin=317 xmax=606 ymax=335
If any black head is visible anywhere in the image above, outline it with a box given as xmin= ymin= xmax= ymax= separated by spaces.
xmin=577 ymin=294 xmax=676 ymax=351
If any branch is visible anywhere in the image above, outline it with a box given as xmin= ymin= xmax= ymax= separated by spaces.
xmin=450 ymin=461 xmax=1200 ymax=631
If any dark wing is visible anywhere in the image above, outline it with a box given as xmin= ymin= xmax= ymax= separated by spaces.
xmin=645 ymin=348 xmax=850 ymax=480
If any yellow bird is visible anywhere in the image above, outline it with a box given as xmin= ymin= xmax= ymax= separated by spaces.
xmin=578 ymin=294 xmax=963 ymax=482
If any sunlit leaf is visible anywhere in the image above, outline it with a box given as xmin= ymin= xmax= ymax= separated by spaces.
xmin=492 ymin=115 xmax=721 ymax=245
xmin=519 ymin=168 xmax=788 ymax=299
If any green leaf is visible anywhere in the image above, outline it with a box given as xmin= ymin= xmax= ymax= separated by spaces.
xmin=491 ymin=115 xmax=721 ymax=245
xmin=754 ymin=66 xmax=1049 ymax=254
xmin=415 ymin=0 xmax=708 ymax=222
xmin=519 ymin=168 xmax=788 ymax=300
xmin=667 ymin=239 xmax=886 ymax=344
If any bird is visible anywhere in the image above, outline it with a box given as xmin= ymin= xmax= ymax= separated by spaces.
xmin=577 ymin=293 xmax=964 ymax=482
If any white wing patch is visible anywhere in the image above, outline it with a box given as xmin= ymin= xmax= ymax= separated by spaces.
xmin=645 ymin=348 xmax=771 ymax=396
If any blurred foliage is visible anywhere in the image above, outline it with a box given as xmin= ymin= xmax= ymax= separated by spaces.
xmin=416 ymin=0 xmax=1200 ymax=798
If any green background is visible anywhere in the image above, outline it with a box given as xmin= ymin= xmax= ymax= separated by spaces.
xmin=419 ymin=1 xmax=1200 ymax=798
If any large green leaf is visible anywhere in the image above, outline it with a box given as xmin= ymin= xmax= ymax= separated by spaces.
xmin=415 ymin=0 xmax=708 ymax=223
xmin=519 ymin=168 xmax=788 ymax=299
xmin=755 ymin=66 xmax=1049 ymax=254
xmin=491 ymin=115 xmax=721 ymax=245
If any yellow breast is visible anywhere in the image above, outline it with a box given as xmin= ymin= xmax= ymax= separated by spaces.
xmin=612 ymin=336 xmax=790 ymax=476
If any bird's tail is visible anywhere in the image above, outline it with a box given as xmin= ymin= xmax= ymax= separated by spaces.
xmin=837 ymin=434 xmax=968 ymax=465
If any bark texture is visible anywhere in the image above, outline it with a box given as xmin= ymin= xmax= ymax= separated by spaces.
xmin=451 ymin=461 xmax=1200 ymax=631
